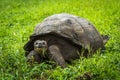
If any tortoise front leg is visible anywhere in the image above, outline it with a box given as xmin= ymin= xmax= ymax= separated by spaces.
xmin=48 ymin=45 xmax=66 ymax=68
xmin=27 ymin=50 xmax=43 ymax=64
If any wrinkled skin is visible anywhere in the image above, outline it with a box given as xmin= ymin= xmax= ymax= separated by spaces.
xmin=27 ymin=35 xmax=82 ymax=68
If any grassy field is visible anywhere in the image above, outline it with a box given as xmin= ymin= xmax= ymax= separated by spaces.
xmin=0 ymin=0 xmax=120 ymax=79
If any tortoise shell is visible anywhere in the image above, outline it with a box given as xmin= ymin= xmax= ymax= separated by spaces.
xmin=24 ymin=13 xmax=104 ymax=56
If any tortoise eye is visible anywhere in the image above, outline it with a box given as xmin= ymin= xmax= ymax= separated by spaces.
xmin=42 ymin=42 xmax=46 ymax=45
xmin=35 ymin=42 xmax=38 ymax=45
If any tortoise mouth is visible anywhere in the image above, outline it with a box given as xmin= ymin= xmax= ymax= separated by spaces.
xmin=34 ymin=47 xmax=47 ymax=58
xmin=35 ymin=48 xmax=43 ymax=52
xmin=35 ymin=48 xmax=47 ymax=53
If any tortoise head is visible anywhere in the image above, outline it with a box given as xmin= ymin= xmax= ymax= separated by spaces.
xmin=34 ymin=40 xmax=47 ymax=54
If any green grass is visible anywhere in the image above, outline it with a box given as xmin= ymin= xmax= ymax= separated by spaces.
xmin=0 ymin=0 xmax=120 ymax=79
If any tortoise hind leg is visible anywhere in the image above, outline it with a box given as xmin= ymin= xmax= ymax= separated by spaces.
xmin=48 ymin=45 xmax=66 ymax=68
xmin=101 ymin=35 xmax=110 ymax=45
xmin=101 ymin=35 xmax=110 ymax=50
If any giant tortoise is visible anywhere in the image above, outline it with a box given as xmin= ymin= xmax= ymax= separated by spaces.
xmin=24 ymin=13 xmax=109 ymax=68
